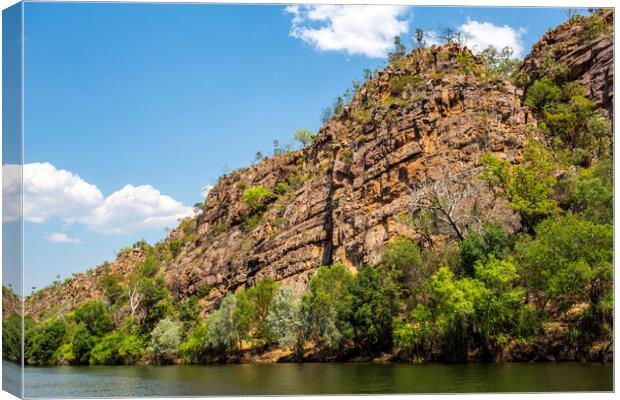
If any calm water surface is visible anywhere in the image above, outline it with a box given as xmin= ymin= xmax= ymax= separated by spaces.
xmin=5 ymin=361 xmax=613 ymax=397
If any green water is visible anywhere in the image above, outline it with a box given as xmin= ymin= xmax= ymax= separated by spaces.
xmin=8 ymin=361 xmax=614 ymax=397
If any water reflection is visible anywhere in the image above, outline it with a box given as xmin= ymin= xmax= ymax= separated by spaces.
xmin=16 ymin=361 xmax=613 ymax=398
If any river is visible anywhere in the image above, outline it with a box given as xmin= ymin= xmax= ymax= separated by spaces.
xmin=3 ymin=361 xmax=613 ymax=397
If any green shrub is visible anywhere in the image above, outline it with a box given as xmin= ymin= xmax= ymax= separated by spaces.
xmin=242 ymin=214 xmax=263 ymax=231
xmin=274 ymin=182 xmax=288 ymax=196
xmin=242 ymin=185 xmax=274 ymax=212
xmin=524 ymin=78 xmax=561 ymax=111
xmin=389 ymin=75 xmax=421 ymax=97
xmin=584 ymin=15 xmax=605 ymax=38
xmin=168 ymin=240 xmax=183 ymax=256
xmin=196 ymin=284 xmax=213 ymax=298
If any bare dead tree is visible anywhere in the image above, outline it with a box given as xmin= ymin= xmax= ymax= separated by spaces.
xmin=437 ymin=26 xmax=468 ymax=46
xmin=405 ymin=170 xmax=481 ymax=242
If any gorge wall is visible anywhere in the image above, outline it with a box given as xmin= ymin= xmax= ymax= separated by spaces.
xmin=24 ymin=10 xmax=614 ymax=321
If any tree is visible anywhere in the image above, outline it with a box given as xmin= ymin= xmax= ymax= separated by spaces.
xmin=414 ymin=28 xmax=426 ymax=48
xmin=266 ymin=285 xmax=304 ymax=351
xmin=233 ymin=277 xmax=277 ymax=343
xmin=388 ymin=36 xmax=407 ymax=63
xmin=393 ymin=304 xmax=433 ymax=362
xmin=292 ymin=129 xmax=316 ymax=148
xmin=73 ymin=300 xmax=114 ymax=337
xmin=516 ymin=214 xmax=612 ymax=314
xmin=428 ymin=258 xmax=536 ymax=362
xmin=406 ymin=172 xmax=478 ymax=241
xmin=180 ymin=322 xmax=210 ymax=363
xmin=98 ymin=273 xmax=124 ymax=306
xmin=2 ymin=314 xmax=22 ymax=362
xmin=381 ymin=238 xmax=428 ymax=295
xmin=349 ymin=266 xmax=398 ymax=355
xmin=479 ymin=139 xmax=559 ymax=230
xmin=150 ymin=318 xmax=182 ymax=364
xmin=205 ymin=294 xmax=240 ymax=354
xmin=300 ymin=264 xmax=353 ymax=352
xmin=523 ymin=78 xmax=561 ymax=111
xmin=89 ymin=331 xmax=124 ymax=365
xmin=26 ymin=319 xmax=67 ymax=364
xmin=543 ymin=94 xmax=605 ymax=152
xmin=178 ymin=295 xmax=201 ymax=328
xmin=438 ymin=26 xmax=466 ymax=45
xmin=458 ymin=224 xmax=509 ymax=277
xmin=139 ymin=276 xmax=175 ymax=334
xmin=479 ymin=46 xmax=522 ymax=79
xmin=71 ymin=324 xmax=99 ymax=364
xmin=570 ymin=158 xmax=612 ymax=224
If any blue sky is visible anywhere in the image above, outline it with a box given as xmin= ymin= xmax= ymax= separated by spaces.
xmin=19 ymin=3 xmax=576 ymax=291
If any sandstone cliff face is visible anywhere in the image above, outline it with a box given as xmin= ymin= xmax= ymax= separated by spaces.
xmin=156 ymin=44 xmax=534 ymax=312
xmin=25 ymin=11 xmax=614 ymax=320
xmin=521 ymin=9 xmax=613 ymax=118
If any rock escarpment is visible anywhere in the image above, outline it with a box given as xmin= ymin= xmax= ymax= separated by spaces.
xmin=521 ymin=9 xmax=613 ymax=118
xmin=160 ymin=44 xmax=532 ymax=310
xmin=25 ymin=11 xmax=614 ymax=320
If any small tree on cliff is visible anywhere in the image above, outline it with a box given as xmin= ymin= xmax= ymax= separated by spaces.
xmin=293 ymin=129 xmax=316 ymax=148
xmin=388 ymin=36 xmax=407 ymax=63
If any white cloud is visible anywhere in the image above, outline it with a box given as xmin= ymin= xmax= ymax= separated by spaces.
xmin=3 ymin=164 xmax=22 ymax=222
xmin=45 ymin=232 xmax=81 ymax=244
xmin=285 ymin=5 xmax=410 ymax=58
xmin=83 ymin=184 xmax=193 ymax=235
xmin=201 ymin=184 xmax=214 ymax=198
xmin=459 ymin=20 xmax=526 ymax=58
xmin=15 ymin=162 xmax=194 ymax=235
xmin=23 ymin=162 xmax=103 ymax=224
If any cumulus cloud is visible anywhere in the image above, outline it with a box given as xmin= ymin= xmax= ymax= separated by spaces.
xmin=285 ymin=5 xmax=410 ymax=58
xmin=3 ymin=164 xmax=22 ymax=222
xmin=459 ymin=19 xmax=526 ymax=58
xmin=11 ymin=162 xmax=194 ymax=235
xmin=23 ymin=162 xmax=103 ymax=224
xmin=45 ymin=232 xmax=81 ymax=244
xmin=83 ymin=184 xmax=193 ymax=235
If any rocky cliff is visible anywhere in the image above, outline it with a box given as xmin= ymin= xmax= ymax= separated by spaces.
xmin=24 ymin=10 xmax=614 ymax=321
